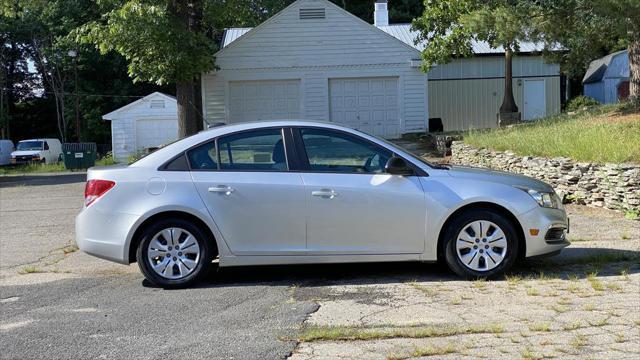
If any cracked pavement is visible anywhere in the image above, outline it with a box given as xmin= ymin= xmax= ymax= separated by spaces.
xmin=1 ymin=174 xmax=639 ymax=360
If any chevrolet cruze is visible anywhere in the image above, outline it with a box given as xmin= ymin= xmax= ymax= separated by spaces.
xmin=76 ymin=121 xmax=569 ymax=287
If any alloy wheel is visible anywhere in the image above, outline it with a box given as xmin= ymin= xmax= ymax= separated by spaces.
xmin=147 ymin=227 xmax=201 ymax=279
xmin=455 ymin=220 xmax=508 ymax=272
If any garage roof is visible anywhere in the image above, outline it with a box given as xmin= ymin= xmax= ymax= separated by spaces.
xmin=102 ymin=92 xmax=176 ymax=121
xmin=221 ymin=24 xmax=546 ymax=55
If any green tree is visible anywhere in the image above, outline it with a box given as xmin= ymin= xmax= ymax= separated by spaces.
xmin=2 ymin=0 xmax=167 ymax=143
xmin=532 ymin=0 xmax=640 ymax=103
xmin=80 ymin=0 xmax=217 ymax=137
xmin=412 ymin=0 xmax=535 ymax=125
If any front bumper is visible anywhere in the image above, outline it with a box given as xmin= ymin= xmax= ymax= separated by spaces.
xmin=519 ymin=206 xmax=570 ymax=258
xmin=11 ymin=156 xmax=40 ymax=164
xmin=76 ymin=205 xmax=140 ymax=264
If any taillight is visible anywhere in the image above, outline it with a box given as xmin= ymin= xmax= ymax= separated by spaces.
xmin=84 ymin=179 xmax=115 ymax=207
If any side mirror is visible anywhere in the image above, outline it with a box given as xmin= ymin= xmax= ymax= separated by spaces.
xmin=385 ymin=156 xmax=414 ymax=176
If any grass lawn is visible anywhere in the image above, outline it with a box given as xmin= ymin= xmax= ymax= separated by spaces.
xmin=0 ymin=155 xmax=116 ymax=175
xmin=0 ymin=162 xmax=67 ymax=175
xmin=463 ymin=103 xmax=640 ymax=164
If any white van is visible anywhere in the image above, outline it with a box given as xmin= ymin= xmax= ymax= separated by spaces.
xmin=11 ymin=138 xmax=63 ymax=164
xmin=0 ymin=139 xmax=15 ymax=166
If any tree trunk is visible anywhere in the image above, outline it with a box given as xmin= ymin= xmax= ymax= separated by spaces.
xmin=176 ymin=80 xmax=198 ymax=138
xmin=500 ymin=49 xmax=519 ymax=113
xmin=172 ymin=0 xmax=200 ymax=138
xmin=629 ymin=31 xmax=640 ymax=104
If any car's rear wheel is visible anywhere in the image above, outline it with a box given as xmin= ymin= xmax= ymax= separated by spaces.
xmin=136 ymin=218 xmax=214 ymax=288
xmin=444 ymin=209 xmax=519 ymax=279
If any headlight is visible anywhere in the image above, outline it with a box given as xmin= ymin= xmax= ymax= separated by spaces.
xmin=516 ymin=187 xmax=561 ymax=209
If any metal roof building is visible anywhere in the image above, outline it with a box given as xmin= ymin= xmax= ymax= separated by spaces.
xmin=204 ymin=0 xmax=561 ymax=133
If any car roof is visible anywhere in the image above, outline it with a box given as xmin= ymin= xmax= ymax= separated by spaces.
xmin=132 ymin=120 xmax=377 ymax=168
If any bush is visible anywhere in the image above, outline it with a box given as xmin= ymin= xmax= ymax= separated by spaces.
xmin=95 ymin=151 xmax=117 ymax=166
xmin=566 ymin=96 xmax=600 ymax=112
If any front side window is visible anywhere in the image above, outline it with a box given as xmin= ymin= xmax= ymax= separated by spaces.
xmin=218 ymin=129 xmax=287 ymax=171
xmin=300 ymin=128 xmax=392 ymax=173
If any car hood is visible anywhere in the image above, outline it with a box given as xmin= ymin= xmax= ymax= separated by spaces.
xmin=447 ymin=165 xmax=554 ymax=193
xmin=11 ymin=150 xmax=42 ymax=156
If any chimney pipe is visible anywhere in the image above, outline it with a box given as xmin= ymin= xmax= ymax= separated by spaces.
xmin=374 ymin=0 xmax=389 ymax=27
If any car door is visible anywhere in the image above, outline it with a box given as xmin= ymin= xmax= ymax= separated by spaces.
xmin=42 ymin=141 xmax=50 ymax=163
xmin=189 ymin=128 xmax=307 ymax=255
xmin=295 ymin=127 xmax=426 ymax=255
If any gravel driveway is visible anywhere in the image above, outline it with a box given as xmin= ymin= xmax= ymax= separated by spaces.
xmin=1 ymin=174 xmax=638 ymax=360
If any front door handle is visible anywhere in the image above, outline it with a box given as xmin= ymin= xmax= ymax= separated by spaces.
xmin=208 ymin=185 xmax=235 ymax=195
xmin=312 ymin=189 xmax=338 ymax=199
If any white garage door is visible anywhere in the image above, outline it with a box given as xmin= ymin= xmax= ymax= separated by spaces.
xmin=228 ymin=80 xmax=301 ymax=123
xmin=135 ymin=118 xmax=178 ymax=151
xmin=330 ymin=77 xmax=399 ymax=138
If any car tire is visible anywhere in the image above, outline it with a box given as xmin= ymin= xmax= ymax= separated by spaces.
xmin=136 ymin=218 xmax=214 ymax=288
xmin=443 ymin=209 xmax=519 ymax=279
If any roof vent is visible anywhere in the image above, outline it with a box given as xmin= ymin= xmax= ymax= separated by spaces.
xmin=150 ymin=100 xmax=165 ymax=109
xmin=299 ymin=8 xmax=325 ymax=20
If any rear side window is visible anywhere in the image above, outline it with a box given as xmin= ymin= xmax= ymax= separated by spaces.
xmin=187 ymin=142 xmax=217 ymax=170
xmin=163 ymin=153 xmax=190 ymax=171
xmin=218 ymin=129 xmax=287 ymax=171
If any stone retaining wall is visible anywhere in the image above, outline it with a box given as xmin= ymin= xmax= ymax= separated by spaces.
xmin=451 ymin=142 xmax=640 ymax=213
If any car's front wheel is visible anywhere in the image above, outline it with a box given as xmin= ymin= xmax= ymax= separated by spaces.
xmin=443 ymin=209 xmax=519 ymax=279
xmin=136 ymin=218 xmax=214 ymax=288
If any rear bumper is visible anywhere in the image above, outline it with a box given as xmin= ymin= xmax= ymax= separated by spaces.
xmin=520 ymin=206 xmax=570 ymax=258
xmin=76 ymin=206 xmax=140 ymax=264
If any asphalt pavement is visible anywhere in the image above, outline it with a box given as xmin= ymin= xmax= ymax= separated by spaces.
xmin=0 ymin=174 xmax=318 ymax=360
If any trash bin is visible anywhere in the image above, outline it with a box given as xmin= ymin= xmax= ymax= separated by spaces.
xmin=62 ymin=143 xmax=97 ymax=170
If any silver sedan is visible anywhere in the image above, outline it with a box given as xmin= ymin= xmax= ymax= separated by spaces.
xmin=76 ymin=121 xmax=569 ymax=288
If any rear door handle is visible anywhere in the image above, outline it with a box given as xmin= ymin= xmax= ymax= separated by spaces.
xmin=312 ymin=189 xmax=338 ymax=199
xmin=208 ymin=185 xmax=235 ymax=195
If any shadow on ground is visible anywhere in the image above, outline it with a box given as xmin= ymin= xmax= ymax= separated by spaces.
xmin=144 ymin=247 xmax=639 ymax=292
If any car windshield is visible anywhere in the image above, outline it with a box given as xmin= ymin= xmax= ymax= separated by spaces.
xmin=17 ymin=141 xmax=43 ymax=151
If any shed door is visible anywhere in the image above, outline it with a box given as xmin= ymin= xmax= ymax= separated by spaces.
xmin=523 ymin=80 xmax=546 ymax=120
xmin=228 ymin=80 xmax=301 ymax=123
xmin=135 ymin=118 xmax=178 ymax=151
xmin=330 ymin=77 xmax=400 ymax=138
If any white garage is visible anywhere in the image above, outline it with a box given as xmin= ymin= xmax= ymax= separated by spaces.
xmin=103 ymin=92 xmax=178 ymax=162
xmin=329 ymin=77 xmax=400 ymax=138
xmin=202 ymin=0 xmax=428 ymax=139
xmin=228 ymin=80 xmax=301 ymax=122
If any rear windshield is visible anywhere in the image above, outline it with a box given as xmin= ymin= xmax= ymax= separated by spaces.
xmin=17 ymin=141 xmax=43 ymax=151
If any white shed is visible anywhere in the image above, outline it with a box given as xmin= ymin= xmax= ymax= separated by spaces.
xmin=103 ymin=92 xmax=178 ymax=162
xmin=202 ymin=0 xmax=428 ymax=139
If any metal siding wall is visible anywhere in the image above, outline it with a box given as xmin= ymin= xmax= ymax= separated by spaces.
xmin=429 ymin=76 xmax=560 ymax=131
xmin=429 ymin=56 xmax=558 ymax=80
